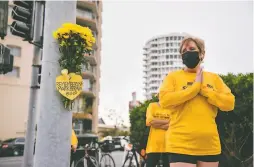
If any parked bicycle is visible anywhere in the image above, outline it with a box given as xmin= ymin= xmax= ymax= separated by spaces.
xmin=75 ymin=142 xmax=99 ymax=167
xmin=75 ymin=139 xmax=116 ymax=167
xmin=121 ymin=137 xmax=146 ymax=167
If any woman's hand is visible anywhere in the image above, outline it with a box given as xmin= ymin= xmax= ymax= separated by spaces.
xmin=160 ymin=124 xmax=169 ymax=130
xmin=150 ymin=119 xmax=169 ymax=126
xmin=71 ymin=145 xmax=77 ymax=153
xmin=195 ymin=66 xmax=203 ymax=83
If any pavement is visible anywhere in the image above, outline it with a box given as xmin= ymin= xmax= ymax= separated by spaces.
xmin=0 ymin=151 xmax=126 ymax=167
xmin=0 ymin=157 xmax=22 ymax=167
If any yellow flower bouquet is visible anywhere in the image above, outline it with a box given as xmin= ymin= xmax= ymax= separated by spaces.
xmin=53 ymin=23 xmax=96 ymax=109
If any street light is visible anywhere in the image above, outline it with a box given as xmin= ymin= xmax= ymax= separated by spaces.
xmin=0 ymin=1 xmax=9 ymax=40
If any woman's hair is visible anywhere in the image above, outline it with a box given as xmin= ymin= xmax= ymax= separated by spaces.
xmin=179 ymin=36 xmax=205 ymax=55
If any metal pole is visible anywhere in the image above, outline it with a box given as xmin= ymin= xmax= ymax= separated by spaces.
xmin=33 ymin=1 xmax=76 ymax=167
xmin=22 ymin=1 xmax=43 ymax=167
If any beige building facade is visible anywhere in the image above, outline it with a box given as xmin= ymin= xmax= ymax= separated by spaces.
xmin=0 ymin=1 xmax=102 ymax=140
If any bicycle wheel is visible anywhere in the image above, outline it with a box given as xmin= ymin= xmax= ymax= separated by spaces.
xmin=122 ymin=153 xmax=136 ymax=167
xmin=75 ymin=156 xmax=99 ymax=167
xmin=100 ymin=153 xmax=116 ymax=167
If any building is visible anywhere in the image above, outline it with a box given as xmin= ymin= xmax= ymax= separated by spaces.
xmin=0 ymin=1 xmax=102 ymax=140
xmin=128 ymin=92 xmax=141 ymax=112
xmin=71 ymin=1 xmax=102 ymax=135
xmin=143 ymin=32 xmax=188 ymax=99
xmin=97 ymin=117 xmax=130 ymax=138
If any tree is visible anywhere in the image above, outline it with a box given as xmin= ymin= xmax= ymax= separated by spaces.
xmin=108 ymin=109 xmax=124 ymax=127
xmin=99 ymin=129 xmax=130 ymax=138
xmin=217 ymin=73 xmax=253 ymax=167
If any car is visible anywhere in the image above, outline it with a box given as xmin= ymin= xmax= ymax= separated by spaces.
xmin=0 ymin=137 xmax=25 ymax=157
xmin=113 ymin=136 xmax=129 ymax=151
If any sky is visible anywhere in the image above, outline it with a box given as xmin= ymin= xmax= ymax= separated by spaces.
xmin=98 ymin=1 xmax=253 ymax=126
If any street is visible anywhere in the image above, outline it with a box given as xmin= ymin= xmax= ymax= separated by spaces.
xmin=0 ymin=151 xmax=125 ymax=167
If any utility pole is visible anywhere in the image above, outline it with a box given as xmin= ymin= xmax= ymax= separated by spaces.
xmin=33 ymin=1 xmax=76 ymax=167
xmin=22 ymin=1 xmax=44 ymax=167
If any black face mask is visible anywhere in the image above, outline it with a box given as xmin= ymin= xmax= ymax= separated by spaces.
xmin=182 ymin=51 xmax=201 ymax=69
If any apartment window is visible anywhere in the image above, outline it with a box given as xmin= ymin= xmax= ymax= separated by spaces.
xmin=166 ymin=37 xmax=169 ymax=41
xmin=178 ymin=55 xmax=181 ymax=59
xmin=76 ymin=8 xmax=94 ymax=20
xmin=178 ymin=36 xmax=182 ymax=40
xmin=166 ymin=43 xmax=169 ymax=47
xmin=166 ymin=55 xmax=169 ymax=59
xmin=170 ymin=55 xmax=173 ymax=59
xmin=174 ymin=36 xmax=177 ymax=40
xmin=7 ymin=45 xmax=21 ymax=57
xmin=174 ymin=49 xmax=177 ymax=53
xmin=170 ymin=61 xmax=173 ymax=65
xmin=174 ymin=55 xmax=177 ymax=59
xmin=166 ymin=49 xmax=169 ymax=53
xmin=5 ymin=67 xmax=20 ymax=77
xmin=170 ymin=37 xmax=173 ymax=40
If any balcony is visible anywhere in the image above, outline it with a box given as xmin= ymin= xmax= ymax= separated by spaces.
xmin=82 ymin=79 xmax=96 ymax=98
xmin=77 ymin=0 xmax=98 ymax=15
xmin=81 ymin=65 xmax=96 ymax=81
xmin=73 ymin=112 xmax=92 ymax=120
xmin=84 ymin=51 xmax=97 ymax=66
xmin=76 ymin=8 xmax=98 ymax=32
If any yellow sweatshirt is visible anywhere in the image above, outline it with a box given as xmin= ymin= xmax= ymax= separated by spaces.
xmin=71 ymin=129 xmax=78 ymax=147
xmin=159 ymin=69 xmax=235 ymax=155
xmin=146 ymin=102 xmax=170 ymax=153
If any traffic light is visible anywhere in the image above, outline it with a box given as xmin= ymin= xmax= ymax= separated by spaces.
xmin=10 ymin=1 xmax=34 ymax=40
xmin=0 ymin=44 xmax=14 ymax=74
xmin=0 ymin=1 xmax=9 ymax=40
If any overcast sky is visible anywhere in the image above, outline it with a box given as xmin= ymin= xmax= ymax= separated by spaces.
xmin=98 ymin=1 xmax=253 ymax=126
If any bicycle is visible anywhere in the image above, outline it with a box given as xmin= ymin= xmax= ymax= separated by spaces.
xmin=75 ymin=143 xmax=99 ymax=167
xmin=121 ymin=137 xmax=146 ymax=167
xmin=97 ymin=140 xmax=116 ymax=167
xmin=75 ymin=139 xmax=116 ymax=167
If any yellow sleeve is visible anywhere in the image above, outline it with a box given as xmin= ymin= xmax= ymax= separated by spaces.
xmin=201 ymin=74 xmax=235 ymax=111
xmin=71 ymin=129 xmax=78 ymax=146
xmin=146 ymin=103 xmax=154 ymax=126
xmin=159 ymin=73 xmax=201 ymax=108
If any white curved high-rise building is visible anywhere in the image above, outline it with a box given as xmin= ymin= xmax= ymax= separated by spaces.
xmin=143 ymin=32 xmax=189 ymax=99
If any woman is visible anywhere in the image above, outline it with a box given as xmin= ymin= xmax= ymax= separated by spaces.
xmin=70 ymin=122 xmax=78 ymax=167
xmin=159 ymin=36 xmax=235 ymax=167
xmin=146 ymin=100 xmax=170 ymax=167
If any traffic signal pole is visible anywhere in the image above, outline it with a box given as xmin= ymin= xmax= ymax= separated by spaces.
xmin=33 ymin=1 xmax=76 ymax=167
xmin=22 ymin=1 xmax=44 ymax=167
